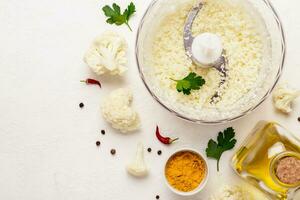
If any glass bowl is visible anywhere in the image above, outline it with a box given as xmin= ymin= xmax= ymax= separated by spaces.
xmin=136 ymin=0 xmax=285 ymax=124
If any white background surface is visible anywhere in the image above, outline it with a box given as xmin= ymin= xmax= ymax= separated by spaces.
xmin=0 ymin=0 xmax=300 ymax=199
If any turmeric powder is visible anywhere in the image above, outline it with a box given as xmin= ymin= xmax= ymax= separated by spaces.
xmin=165 ymin=151 xmax=207 ymax=192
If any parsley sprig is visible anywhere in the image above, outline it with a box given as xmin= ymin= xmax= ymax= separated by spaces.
xmin=206 ymin=127 xmax=237 ymax=171
xmin=102 ymin=2 xmax=136 ymax=31
xmin=171 ymin=72 xmax=205 ymax=95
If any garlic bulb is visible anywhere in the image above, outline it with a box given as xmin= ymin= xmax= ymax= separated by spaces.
xmin=273 ymin=83 xmax=300 ymax=114
xmin=126 ymin=143 xmax=148 ymax=177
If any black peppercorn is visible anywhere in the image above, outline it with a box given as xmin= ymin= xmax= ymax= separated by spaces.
xmin=147 ymin=148 xmax=152 ymax=153
xmin=101 ymin=130 xmax=106 ymax=135
xmin=110 ymin=149 xmax=116 ymax=155
xmin=96 ymin=141 xmax=101 ymax=146
xmin=157 ymin=150 xmax=162 ymax=155
xmin=156 ymin=195 xmax=160 ymax=199
xmin=298 ymin=117 xmax=300 ymax=122
xmin=79 ymin=102 xmax=84 ymax=108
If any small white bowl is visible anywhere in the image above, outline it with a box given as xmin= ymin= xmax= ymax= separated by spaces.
xmin=164 ymin=148 xmax=209 ymax=196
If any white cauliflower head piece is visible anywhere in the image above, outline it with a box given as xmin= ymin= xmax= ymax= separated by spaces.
xmin=126 ymin=142 xmax=148 ymax=177
xmin=84 ymin=31 xmax=127 ymax=76
xmin=101 ymin=88 xmax=140 ymax=133
xmin=210 ymin=185 xmax=253 ymax=200
xmin=273 ymin=83 xmax=300 ymax=114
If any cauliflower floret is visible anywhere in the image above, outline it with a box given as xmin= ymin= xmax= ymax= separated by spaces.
xmin=273 ymin=83 xmax=300 ymax=114
xmin=126 ymin=142 xmax=148 ymax=177
xmin=101 ymin=88 xmax=140 ymax=133
xmin=84 ymin=31 xmax=127 ymax=76
xmin=210 ymin=186 xmax=253 ymax=200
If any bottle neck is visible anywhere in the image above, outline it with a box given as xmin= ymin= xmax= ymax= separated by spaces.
xmin=270 ymin=151 xmax=300 ymax=188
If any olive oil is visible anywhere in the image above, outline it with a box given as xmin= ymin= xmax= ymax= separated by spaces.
xmin=232 ymin=121 xmax=300 ymax=200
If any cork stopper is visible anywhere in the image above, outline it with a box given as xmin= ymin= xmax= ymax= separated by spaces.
xmin=275 ymin=156 xmax=300 ymax=185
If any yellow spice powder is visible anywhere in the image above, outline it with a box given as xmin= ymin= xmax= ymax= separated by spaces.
xmin=165 ymin=151 xmax=206 ymax=192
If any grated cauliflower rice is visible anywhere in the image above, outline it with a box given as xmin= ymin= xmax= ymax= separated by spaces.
xmin=143 ymin=0 xmax=271 ymax=121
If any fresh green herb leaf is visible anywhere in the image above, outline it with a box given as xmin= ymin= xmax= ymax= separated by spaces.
xmin=102 ymin=5 xmax=116 ymax=17
xmin=172 ymin=72 xmax=205 ymax=95
xmin=206 ymin=127 xmax=237 ymax=171
xmin=112 ymin=3 xmax=121 ymax=14
xmin=123 ymin=2 xmax=136 ymax=21
xmin=102 ymin=2 xmax=136 ymax=31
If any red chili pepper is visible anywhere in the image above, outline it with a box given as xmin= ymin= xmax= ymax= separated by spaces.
xmin=156 ymin=126 xmax=179 ymax=145
xmin=80 ymin=78 xmax=101 ymax=88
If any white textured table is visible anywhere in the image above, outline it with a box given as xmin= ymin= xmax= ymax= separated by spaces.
xmin=0 ymin=0 xmax=299 ymax=199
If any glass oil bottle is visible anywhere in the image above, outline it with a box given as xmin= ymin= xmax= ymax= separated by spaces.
xmin=232 ymin=121 xmax=300 ymax=200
